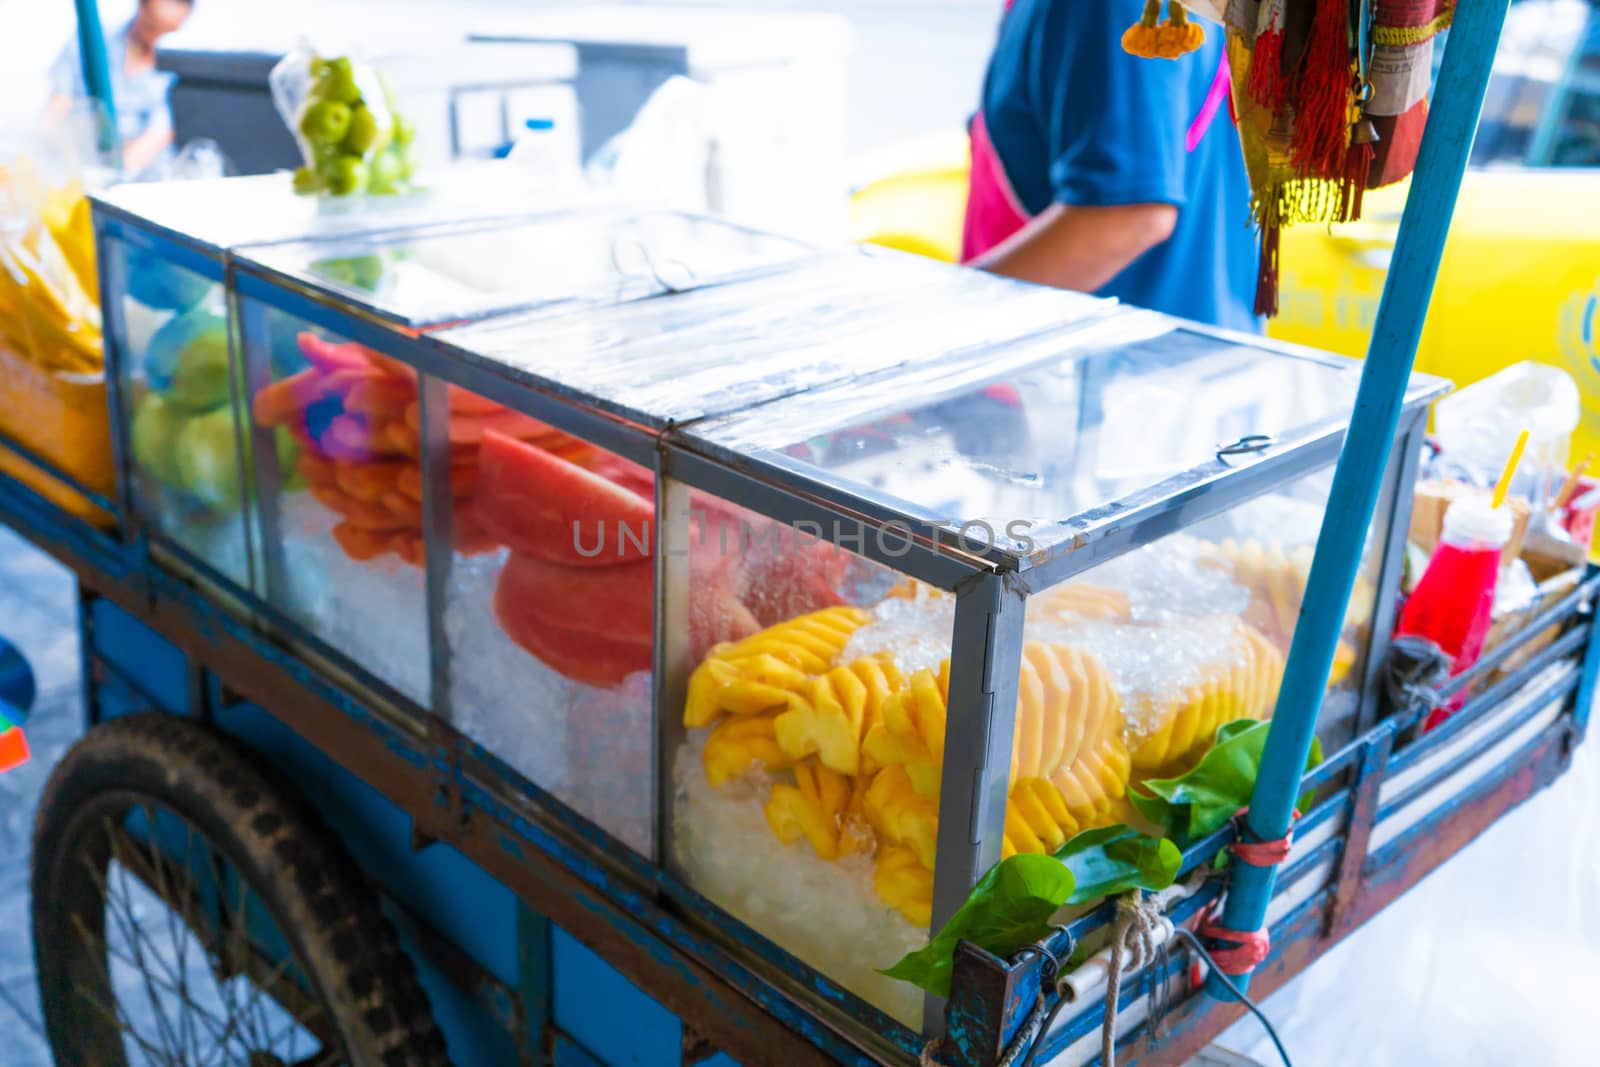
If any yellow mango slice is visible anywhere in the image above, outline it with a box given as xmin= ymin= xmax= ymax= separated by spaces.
xmin=874 ymin=845 xmax=934 ymax=928
xmin=683 ymin=605 xmax=871 ymax=727
xmin=1031 ymin=582 xmax=1132 ymax=624
xmin=703 ymin=714 xmax=794 ymax=787
xmin=1002 ymin=777 xmax=1084 ymax=857
xmin=773 ymin=655 xmax=904 ymax=775
xmin=765 ymin=759 xmax=866 ymax=861
xmin=1202 ymin=538 xmax=1375 ymax=684
xmin=1129 ymin=622 xmax=1285 ymax=777
xmin=863 ymin=764 xmax=940 ymax=870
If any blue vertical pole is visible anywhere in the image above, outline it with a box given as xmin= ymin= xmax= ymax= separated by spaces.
xmin=1207 ymin=0 xmax=1514 ymax=997
xmin=73 ymin=0 xmax=119 ymax=160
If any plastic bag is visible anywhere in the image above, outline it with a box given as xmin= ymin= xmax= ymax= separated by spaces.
xmin=584 ymin=76 xmax=713 ymax=214
xmin=133 ymin=137 xmax=232 ymax=186
xmin=0 ymin=130 xmax=102 ymax=373
xmin=269 ymin=45 xmax=417 ymax=197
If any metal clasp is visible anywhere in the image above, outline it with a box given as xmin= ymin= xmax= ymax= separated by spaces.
xmin=1216 ymin=434 xmax=1275 ymax=464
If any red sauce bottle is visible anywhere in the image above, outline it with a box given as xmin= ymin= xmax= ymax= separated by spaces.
xmin=1395 ymin=496 xmax=1512 ymax=730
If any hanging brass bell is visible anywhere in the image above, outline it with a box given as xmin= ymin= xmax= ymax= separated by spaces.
xmin=1351 ymin=118 xmax=1381 ymax=146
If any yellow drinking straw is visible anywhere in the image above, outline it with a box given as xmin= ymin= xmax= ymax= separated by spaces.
xmin=1491 ymin=429 xmax=1531 ymax=510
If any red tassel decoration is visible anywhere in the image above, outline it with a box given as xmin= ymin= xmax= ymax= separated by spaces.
xmin=1247 ymin=29 xmax=1289 ymax=112
xmin=1341 ymin=138 xmax=1375 ymax=222
xmin=1290 ymin=0 xmax=1356 ymax=179
xmin=1254 ymin=226 xmax=1281 ymax=318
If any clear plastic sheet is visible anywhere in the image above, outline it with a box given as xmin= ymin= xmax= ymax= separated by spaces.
xmin=432 ymin=249 xmax=1113 ymax=426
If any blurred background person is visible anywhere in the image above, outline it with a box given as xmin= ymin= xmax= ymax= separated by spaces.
xmin=43 ymin=0 xmax=196 ymax=175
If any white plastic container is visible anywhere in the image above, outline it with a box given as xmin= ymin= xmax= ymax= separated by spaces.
xmin=1434 ymin=361 xmax=1580 ymax=511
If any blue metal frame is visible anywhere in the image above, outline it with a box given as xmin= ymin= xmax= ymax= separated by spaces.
xmin=941 ymin=570 xmax=1592 ymax=1065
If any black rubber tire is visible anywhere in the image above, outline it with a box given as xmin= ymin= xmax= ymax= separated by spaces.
xmin=31 ymin=712 xmax=452 ymax=1067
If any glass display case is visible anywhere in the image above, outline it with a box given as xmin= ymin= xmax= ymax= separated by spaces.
xmin=227 ymin=208 xmax=809 ymax=707
xmin=94 ymin=198 xmax=1446 ymax=1038
xmin=416 ymin=252 xmax=1112 ymax=858
xmin=419 ymin=268 xmax=1444 ymax=1030
xmin=89 ymin=166 xmax=577 ymax=594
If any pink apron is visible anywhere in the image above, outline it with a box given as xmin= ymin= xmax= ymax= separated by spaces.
xmin=960 ymin=7 xmax=1234 ymax=264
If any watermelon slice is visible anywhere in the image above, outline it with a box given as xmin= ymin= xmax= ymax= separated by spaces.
xmin=737 ymin=533 xmax=851 ymax=628
xmin=496 ymin=553 xmax=655 ymax=642
xmin=493 ymin=553 xmax=654 ymax=686
xmin=491 ymin=543 xmax=760 ymax=686
xmin=493 ymin=608 xmax=652 ymax=689
xmin=475 ymin=430 xmax=655 ymax=566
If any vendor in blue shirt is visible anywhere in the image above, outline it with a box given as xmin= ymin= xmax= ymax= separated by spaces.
xmin=45 ymin=0 xmax=195 ymax=176
xmin=962 ymin=0 xmax=1259 ymax=333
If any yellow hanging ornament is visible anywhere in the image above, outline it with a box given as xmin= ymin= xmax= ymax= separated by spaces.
xmin=1123 ymin=0 xmax=1206 ymax=60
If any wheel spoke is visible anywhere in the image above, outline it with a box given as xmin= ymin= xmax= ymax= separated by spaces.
xmin=151 ymin=806 xmax=199 ymax=1067
xmin=98 ymin=834 xmax=192 ymax=998
xmin=208 ymin=880 xmax=312 ymax=1064
xmin=264 ymin=964 xmax=331 ymax=1064
xmin=104 ymin=864 xmax=207 ymax=1065
xmin=89 ymin=807 xmax=326 ymax=1067
xmin=101 ymin=815 xmax=189 ymax=1065
xmin=66 ymin=911 xmax=173 ymax=1065
xmin=101 ymin=861 xmax=239 ymax=1064
xmin=44 ymin=778 xmax=380 ymax=1067
xmin=103 ymin=939 xmax=235 ymax=1049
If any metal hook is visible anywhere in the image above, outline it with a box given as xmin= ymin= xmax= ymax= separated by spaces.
xmin=1216 ymin=434 xmax=1275 ymax=464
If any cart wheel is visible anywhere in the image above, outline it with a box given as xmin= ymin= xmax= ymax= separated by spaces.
xmin=31 ymin=713 xmax=451 ymax=1067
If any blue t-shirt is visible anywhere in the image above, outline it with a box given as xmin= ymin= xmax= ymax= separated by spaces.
xmin=981 ymin=0 xmax=1259 ymax=332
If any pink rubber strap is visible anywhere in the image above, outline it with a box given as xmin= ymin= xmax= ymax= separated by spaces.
xmin=1187 ymin=52 xmax=1232 ymax=153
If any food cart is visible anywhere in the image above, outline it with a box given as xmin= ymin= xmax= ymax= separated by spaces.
xmin=1 ymin=1 xmax=1595 ymax=1065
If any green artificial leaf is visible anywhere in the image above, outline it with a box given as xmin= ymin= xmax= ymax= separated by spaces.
xmin=1057 ymin=824 xmax=1182 ymax=904
xmin=881 ymin=825 xmax=1181 ymax=995
xmin=1130 ymin=719 xmax=1327 ymax=845
xmin=880 ymin=853 xmax=1074 ymax=997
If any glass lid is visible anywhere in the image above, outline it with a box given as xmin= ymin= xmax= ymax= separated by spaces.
xmin=429 ymin=250 xmax=1119 ymax=428
xmin=89 ymin=162 xmax=572 ymax=256
xmin=683 ymin=314 xmax=1449 ymax=564
xmin=235 ymin=208 xmax=812 ymax=329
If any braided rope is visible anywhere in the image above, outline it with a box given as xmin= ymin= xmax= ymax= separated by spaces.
xmin=1372 ymin=10 xmax=1455 ymax=47
xmin=1100 ymin=895 xmax=1175 ymax=1067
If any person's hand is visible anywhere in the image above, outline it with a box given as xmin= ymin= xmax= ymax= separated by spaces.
xmin=123 ymin=125 xmax=175 ymax=176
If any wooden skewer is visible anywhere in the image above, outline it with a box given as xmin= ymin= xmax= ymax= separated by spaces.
xmin=1554 ymin=452 xmax=1593 ymax=511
